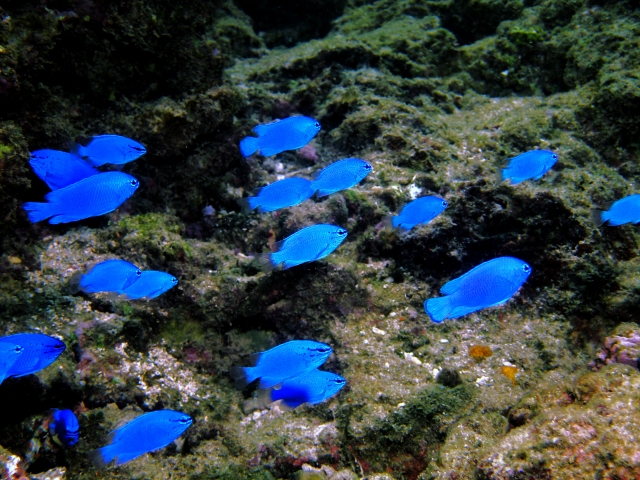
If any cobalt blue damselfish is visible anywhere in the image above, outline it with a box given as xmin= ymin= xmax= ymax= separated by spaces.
xmin=230 ymin=340 xmax=332 ymax=389
xmin=30 ymin=149 xmax=100 ymax=190
xmin=72 ymin=134 xmax=146 ymax=167
xmin=259 ymin=224 xmax=348 ymax=271
xmin=119 ymin=271 xmax=178 ymax=300
xmin=49 ymin=409 xmax=80 ymax=447
xmin=383 ymin=196 xmax=448 ymax=232
xmin=311 ymin=158 xmax=372 ymax=198
xmin=592 ymin=194 xmax=640 ymax=227
xmin=239 ymin=116 xmax=321 ymax=157
xmin=23 ymin=171 xmax=139 ymax=224
xmin=87 ymin=410 xmax=192 ymax=468
xmin=497 ymin=149 xmax=558 ymax=185
xmin=424 ymin=257 xmax=531 ymax=323
xmin=70 ymin=259 xmax=141 ymax=294
xmin=238 ymin=177 xmax=315 ymax=213
xmin=0 ymin=333 xmax=66 ymax=384
xmin=256 ymin=370 xmax=347 ymax=410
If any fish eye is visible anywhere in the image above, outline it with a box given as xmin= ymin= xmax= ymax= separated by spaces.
xmin=522 ymin=264 xmax=531 ymax=273
xmin=364 ymin=164 xmax=372 ymax=170
xmin=316 ymin=346 xmax=331 ymax=353
xmin=172 ymin=277 xmax=178 ymax=284
xmin=130 ymin=179 xmax=139 ymax=187
xmin=442 ymin=200 xmax=448 ymax=207
xmin=178 ymin=416 xmax=191 ymax=424
xmin=552 ymin=154 xmax=558 ymax=159
xmin=135 ymin=270 xmax=142 ymax=277
xmin=314 ymin=122 xmax=320 ymax=129
xmin=13 ymin=345 xmax=23 ymax=354
xmin=338 ymin=229 xmax=347 ymax=235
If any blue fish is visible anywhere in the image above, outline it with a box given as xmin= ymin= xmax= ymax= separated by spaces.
xmin=311 ymin=158 xmax=372 ymax=198
xmin=254 ymin=370 xmax=346 ymax=410
xmin=119 ymin=271 xmax=178 ymax=300
xmin=424 ymin=257 xmax=531 ymax=323
xmin=0 ymin=333 xmax=66 ymax=384
xmin=72 ymin=135 xmax=146 ymax=167
xmin=259 ymin=224 xmax=348 ymax=271
xmin=384 ymin=196 xmax=448 ymax=232
xmin=29 ymin=149 xmax=100 ymax=190
xmin=238 ymin=177 xmax=315 ymax=213
xmin=497 ymin=149 xmax=558 ymax=185
xmin=49 ymin=409 xmax=80 ymax=447
xmin=87 ymin=410 xmax=192 ymax=468
xmin=592 ymin=194 xmax=640 ymax=226
xmin=70 ymin=260 xmax=141 ymax=294
xmin=230 ymin=340 xmax=332 ymax=389
xmin=239 ymin=116 xmax=321 ymax=157
xmin=23 ymin=171 xmax=139 ymax=224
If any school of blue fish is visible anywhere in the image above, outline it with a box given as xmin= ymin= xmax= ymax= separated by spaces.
xmin=5 ymin=112 xmax=637 ymax=470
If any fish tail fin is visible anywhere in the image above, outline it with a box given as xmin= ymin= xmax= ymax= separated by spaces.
xmin=229 ymin=366 xmax=258 ymax=389
xmin=424 ymin=297 xmax=452 ymax=324
xmin=23 ymin=202 xmax=53 ymax=223
xmin=495 ymin=168 xmax=506 ymax=184
xmin=591 ymin=209 xmax=608 ymax=227
xmin=239 ymin=137 xmax=260 ymax=158
xmin=87 ymin=445 xmax=116 ymax=469
xmin=381 ymin=215 xmax=395 ymax=229
xmin=68 ymin=272 xmax=84 ymax=294
xmin=256 ymin=253 xmax=277 ymax=272
xmin=237 ymin=196 xmax=257 ymax=214
xmin=242 ymin=388 xmax=275 ymax=413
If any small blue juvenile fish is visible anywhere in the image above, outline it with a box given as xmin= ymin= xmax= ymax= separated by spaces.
xmin=87 ymin=410 xmax=192 ymax=468
xmin=119 ymin=271 xmax=178 ymax=300
xmin=260 ymin=224 xmax=348 ymax=271
xmin=310 ymin=158 xmax=372 ymax=198
xmin=255 ymin=370 xmax=347 ymax=410
xmin=238 ymin=177 xmax=315 ymax=213
xmin=424 ymin=257 xmax=531 ymax=323
xmin=239 ymin=116 xmax=321 ymax=157
xmin=383 ymin=196 xmax=448 ymax=232
xmin=72 ymin=134 xmax=146 ymax=166
xmin=23 ymin=171 xmax=139 ymax=224
xmin=497 ymin=149 xmax=558 ymax=185
xmin=230 ymin=340 xmax=332 ymax=389
xmin=592 ymin=194 xmax=640 ymax=226
xmin=70 ymin=260 xmax=141 ymax=294
xmin=0 ymin=333 xmax=66 ymax=384
xmin=30 ymin=149 xmax=100 ymax=190
xmin=49 ymin=409 xmax=80 ymax=447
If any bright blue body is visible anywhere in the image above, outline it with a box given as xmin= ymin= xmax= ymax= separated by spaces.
xmin=30 ymin=149 xmax=99 ymax=190
xmin=23 ymin=171 xmax=139 ymax=224
xmin=119 ymin=271 xmax=178 ymax=300
xmin=50 ymin=409 xmax=80 ymax=447
xmin=239 ymin=177 xmax=315 ymax=213
xmin=0 ymin=333 xmax=66 ymax=384
xmin=267 ymin=370 xmax=346 ymax=409
xmin=424 ymin=257 xmax=531 ymax=323
xmin=72 ymin=135 xmax=146 ymax=166
xmin=232 ymin=340 xmax=332 ymax=389
xmin=311 ymin=158 xmax=372 ymax=198
xmin=78 ymin=260 xmax=141 ymax=293
xmin=599 ymin=195 xmax=640 ymax=226
xmin=263 ymin=224 xmax=348 ymax=271
xmin=499 ymin=149 xmax=558 ymax=185
xmin=239 ymin=116 xmax=321 ymax=157
xmin=87 ymin=410 xmax=192 ymax=468
xmin=389 ymin=196 xmax=448 ymax=231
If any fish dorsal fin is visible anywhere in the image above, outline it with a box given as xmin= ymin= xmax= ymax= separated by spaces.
xmin=253 ymin=120 xmax=281 ymax=136
xmin=273 ymin=239 xmax=286 ymax=252
xmin=440 ymin=262 xmax=490 ymax=295
xmin=248 ymin=352 xmax=263 ymax=367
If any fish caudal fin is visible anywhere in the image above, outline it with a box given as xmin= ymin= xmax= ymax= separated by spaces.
xmin=381 ymin=215 xmax=395 ymax=229
xmin=256 ymin=253 xmax=277 ymax=272
xmin=424 ymin=297 xmax=452 ymax=324
xmin=68 ymin=272 xmax=84 ymax=294
xmin=87 ymin=446 xmax=116 ymax=469
xmin=239 ymin=137 xmax=260 ymax=157
xmin=23 ymin=202 xmax=54 ymax=223
xmin=229 ymin=366 xmax=258 ymax=389
xmin=591 ymin=209 xmax=606 ymax=227
xmin=243 ymin=388 xmax=276 ymax=413
xmin=237 ymin=197 xmax=257 ymax=214
xmin=495 ymin=168 xmax=506 ymax=184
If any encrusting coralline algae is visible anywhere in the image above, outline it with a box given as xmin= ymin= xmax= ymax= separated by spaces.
xmin=2 ymin=0 xmax=640 ymax=478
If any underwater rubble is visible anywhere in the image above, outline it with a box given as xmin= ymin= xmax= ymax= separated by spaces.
xmin=2 ymin=0 xmax=640 ymax=478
